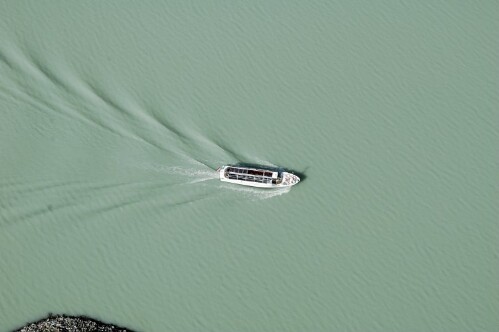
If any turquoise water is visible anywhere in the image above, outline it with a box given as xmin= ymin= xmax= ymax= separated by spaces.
xmin=1 ymin=1 xmax=498 ymax=331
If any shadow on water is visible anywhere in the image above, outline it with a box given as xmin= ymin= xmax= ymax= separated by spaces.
xmin=287 ymin=167 xmax=308 ymax=183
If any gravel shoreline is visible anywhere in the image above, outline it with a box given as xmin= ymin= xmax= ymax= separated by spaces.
xmin=13 ymin=314 xmax=136 ymax=332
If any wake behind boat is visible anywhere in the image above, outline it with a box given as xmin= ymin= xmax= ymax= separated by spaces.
xmin=217 ymin=164 xmax=300 ymax=188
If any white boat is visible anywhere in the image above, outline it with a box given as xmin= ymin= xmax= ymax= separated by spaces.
xmin=217 ymin=165 xmax=300 ymax=188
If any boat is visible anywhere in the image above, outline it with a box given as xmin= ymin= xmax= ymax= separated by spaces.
xmin=217 ymin=164 xmax=300 ymax=188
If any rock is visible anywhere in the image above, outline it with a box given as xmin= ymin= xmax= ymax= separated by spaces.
xmin=14 ymin=314 xmax=136 ymax=332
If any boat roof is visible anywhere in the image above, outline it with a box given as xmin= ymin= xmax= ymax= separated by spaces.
xmin=225 ymin=166 xmax=277 ymax=178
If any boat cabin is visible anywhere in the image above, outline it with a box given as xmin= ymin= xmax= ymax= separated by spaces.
xmin=224 ymin=166 xmax=281 ymax=185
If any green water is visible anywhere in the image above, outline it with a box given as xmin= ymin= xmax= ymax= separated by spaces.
xmin=1 ymin=1 xmax=498 ymax=331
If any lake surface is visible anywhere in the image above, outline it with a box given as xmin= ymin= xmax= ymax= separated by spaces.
xmin=1 ymin=2 xmax=498 ymax=331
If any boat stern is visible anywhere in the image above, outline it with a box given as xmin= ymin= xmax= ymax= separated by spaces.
xmin=217 ymin=165 xmax=227 ymax=180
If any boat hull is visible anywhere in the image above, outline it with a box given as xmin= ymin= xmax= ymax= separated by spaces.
xmin=218 ymin=165 xmax=300 ymax=189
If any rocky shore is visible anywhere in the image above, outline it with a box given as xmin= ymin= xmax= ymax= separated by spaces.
xmin=14 ymin=314 xmax=136 ymax=332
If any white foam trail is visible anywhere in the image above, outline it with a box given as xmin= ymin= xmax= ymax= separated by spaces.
xmin=187 ymin=176 xmax=218 ymax=184
xmin=133 ymin=162 xmax=290 ymax=199
xmin=219 ymin=184 xmax=291 ymax=200
xmin=159 ymin=166 xmax=218 ymax=178
xmin=134 ymin=163 xmax=219 ymax=182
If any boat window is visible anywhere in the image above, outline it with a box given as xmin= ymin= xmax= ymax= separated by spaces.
xmin=226 ymin=167 xmax=278 ymax=183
